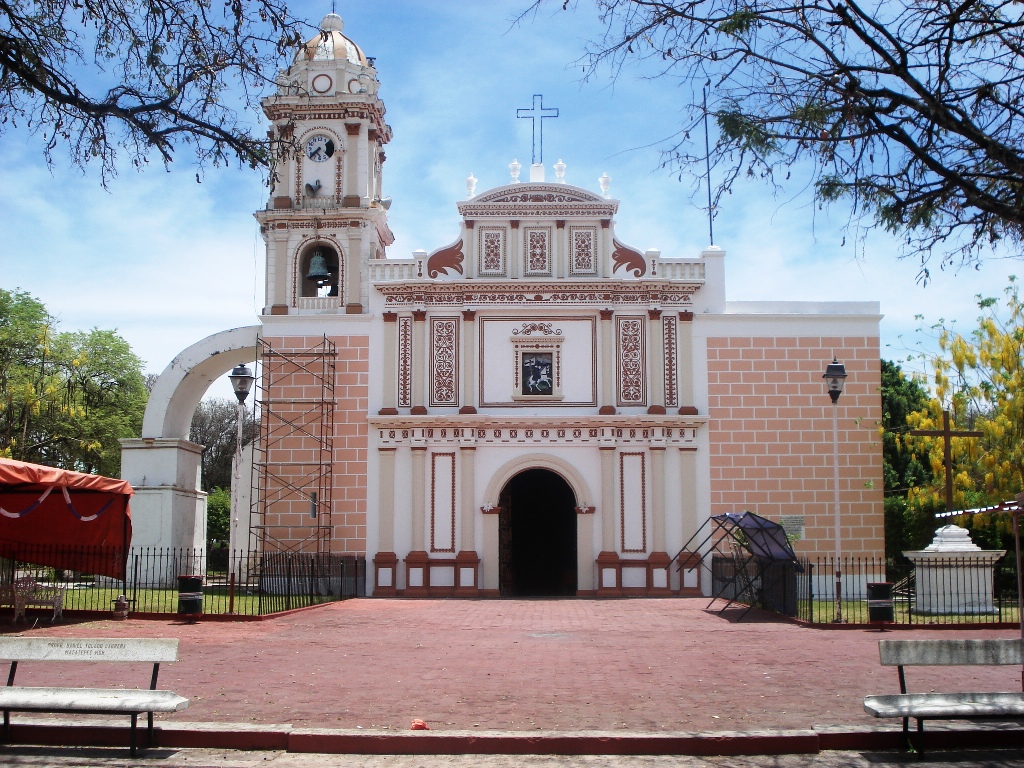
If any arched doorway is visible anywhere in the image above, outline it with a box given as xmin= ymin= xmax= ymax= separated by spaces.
xmin=498 ymin=469 xmax=577 ymax=597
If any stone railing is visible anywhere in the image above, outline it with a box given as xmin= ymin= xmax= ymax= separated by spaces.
xmin=654 ymin=261 xmax=705 ymax=281
xmin=296 ymin=296 xmax=342 ymax=311
xmin=369 ymin=260 xmax=419 ymax=282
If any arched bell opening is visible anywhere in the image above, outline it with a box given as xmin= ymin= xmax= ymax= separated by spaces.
xmin=299 ymin=244 xmax=341 ymax=298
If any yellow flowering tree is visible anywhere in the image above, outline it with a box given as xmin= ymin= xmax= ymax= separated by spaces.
xmin=906 ymin=278 xmax=1023 ymax=549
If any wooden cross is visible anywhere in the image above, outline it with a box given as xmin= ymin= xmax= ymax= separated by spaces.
xmin=909 ymin=409 xmax=983 ymax=512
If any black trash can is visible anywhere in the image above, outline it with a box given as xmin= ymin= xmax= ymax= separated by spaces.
xmin=177 ymin=575 xmax=203 ymax=616
xmin=866 ymin=581 xmax=894 ymax=623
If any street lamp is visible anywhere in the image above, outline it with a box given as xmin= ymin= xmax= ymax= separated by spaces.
xmin=227 ymin=364 xmax=255 ymax=604
xmin=823 ymin=356 xmax=847 ymax=623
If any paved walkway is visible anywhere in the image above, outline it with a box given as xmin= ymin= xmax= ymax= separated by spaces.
xmin=1 ymin=598 xmax=1018 ymax=735
xmin=1 ymin=746 xmax=1023 ymax=767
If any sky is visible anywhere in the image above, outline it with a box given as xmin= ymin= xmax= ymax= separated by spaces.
xmin=1 ymin=1 xmax=1021 ymax=402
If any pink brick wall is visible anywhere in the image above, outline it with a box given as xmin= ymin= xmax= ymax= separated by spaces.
xmin=262 ymin=334 xmax=369 ymax=556
xmin=706 ymin=335 xmax=884 ymax=559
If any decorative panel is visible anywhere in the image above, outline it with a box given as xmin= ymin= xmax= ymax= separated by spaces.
xmin=663 ymin=315 xmax=678 ymax=408
xmin=619 ymin=451 xmax=647 ymax=553
xmin=397 ymin=317 xmax=413 ymax=408
xmin=429 ymin=317 xmax=459 ymax=407
xmin=430 ymin=452 xmax=456 ymax=553
xmin=616 ymin=316 xmax=646 ymax=406
xmin=569 ymin=227 xmax=598 ymax=275
xmin=477 ymin=227 xmax=506 ymax=276
xmin=523 ymin=227 xmax=552 ymax=276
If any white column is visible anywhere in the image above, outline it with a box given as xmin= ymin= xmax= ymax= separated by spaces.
xmin=460 ymin=310 xmax=477 ymax=414
xmin=647 ymin=309 xmax=665 ymax=414
xmin=459 ymin=446 xmax=476 ymax=551
xmin=380 ymin=313 xmax=398 ymax=414
xmin=509 ymin=221 xmax=521 ymax=278
xmin=411 ymin=310 xmax=427 ymax=414
xmin=378 ymin=448 xmax=396 ymax=551
xmin=600 ymin=446 xmax=616 ymax=551
xmin=678 ymin=312 xmax=695 ymax=413
xmin=650 ymin=446 xmax=666 ymax=552
xmin=599 ymin=309 xmax=616 ymax=414
xmin=411 ymin=445 xmax=427 ymax=551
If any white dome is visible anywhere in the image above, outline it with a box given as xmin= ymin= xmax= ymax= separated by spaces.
xmin=297 ymin=14 xmax=368 ymax=66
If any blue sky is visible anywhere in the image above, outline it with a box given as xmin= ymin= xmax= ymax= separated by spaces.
xmin=1 ymin=1 xmax=1020 ymax=401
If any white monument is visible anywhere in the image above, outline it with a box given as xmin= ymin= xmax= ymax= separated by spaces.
xmin=905 ymin=525 xmax=1005 ymax=615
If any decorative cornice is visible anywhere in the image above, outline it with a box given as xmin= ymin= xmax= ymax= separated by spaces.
xmin=376 ymin=281 xmax=700 ymax=307
xmin=368 ymin=416 xmax=706 ymax=448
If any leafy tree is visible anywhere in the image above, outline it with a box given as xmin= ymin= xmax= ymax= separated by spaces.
xmin=905 ymin=277 xmax=1023 ymax=551
xmin=206 ymin=486 xmax=230 ymax=545
xmin=880 ymin=359 xmax=931 ymax=497
xmin=879 ymin=359 xmax=935 ymax=558
xmin=0 ymin=288 xmax=146 ymax=475
xmin=533 ymin=1 xmax=1024 ymax=271
xmin=188 ymin=397 xmax=254 ymax=492
xmin=0 ymin=0 xmax=305 ymax=179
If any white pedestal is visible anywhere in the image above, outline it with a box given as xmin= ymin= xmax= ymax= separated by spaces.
xmin=904 ymin=549 xmax=1005 ymax=615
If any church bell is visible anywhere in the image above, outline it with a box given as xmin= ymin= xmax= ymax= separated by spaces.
xmin=306 ymin=250 xmax=332 ymax=285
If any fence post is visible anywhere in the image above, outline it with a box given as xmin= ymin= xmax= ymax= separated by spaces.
xmin=286 ymin=555 xmax=293 ymax=612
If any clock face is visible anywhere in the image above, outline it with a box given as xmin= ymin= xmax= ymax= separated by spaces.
xmin=306 ymin=135 xmax=335 ymax=162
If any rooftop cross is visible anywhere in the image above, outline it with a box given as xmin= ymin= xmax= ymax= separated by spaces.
xmin=517 ymin=94 xmax=558 ymax=166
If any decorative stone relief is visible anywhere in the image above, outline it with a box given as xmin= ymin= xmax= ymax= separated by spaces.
xmin=478 ymin=228 xmax=506 ymax=276
xmin=569 ymin=227 xmax=597 ymax=275
xmin=397 ymin=317 xmax=413 ymax=408
xmin=524 ymin=228 xmax=551 ymax=275
xmin=663 ymin=315 xmax=678 ymax=408
xmin=616 ymin=316 xmax=646 ymax=405
xmin=429 ymin=318 xmax=459 ymax=407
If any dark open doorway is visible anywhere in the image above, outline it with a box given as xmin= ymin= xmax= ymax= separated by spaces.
xmin=498 ymin=468 xmax=577 ymax=597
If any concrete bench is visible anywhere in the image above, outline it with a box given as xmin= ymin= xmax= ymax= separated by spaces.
xmin=863 ymin=638 xmax=1024 ymax=752
xmin=0 ymin=577 xmax=65 ymax=623
xmin=0 ymin=637 xmax=189 ymax=754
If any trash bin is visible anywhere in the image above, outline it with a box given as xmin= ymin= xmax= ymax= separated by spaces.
xmin=177 ymin=575 xmax=203 ymax=616
xmin=866 ymin=581 xmax=894 ymax=623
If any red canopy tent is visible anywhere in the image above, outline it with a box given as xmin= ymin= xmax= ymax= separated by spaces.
xmin=0 ymin=458 xmax=133 ymax=580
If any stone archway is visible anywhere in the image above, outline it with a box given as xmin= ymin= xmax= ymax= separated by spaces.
xmin=480 ymin=453 xmax=597 ymax=595
xmin=120 ymin=326 xmax=259 ymax=549
xmin=498 ymin=469 xmax=577 ymax=597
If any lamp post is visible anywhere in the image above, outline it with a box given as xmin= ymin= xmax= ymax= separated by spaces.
xmin=823 ymin=356 xmax=847 ymax=623
xmin=227 ymin=364 xmax=255 ymax=608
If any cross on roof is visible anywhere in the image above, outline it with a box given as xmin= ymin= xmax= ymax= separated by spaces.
xmin=910 ymin=409 xmax=983 ymax=512
xmin=517 ymin=94 xmax=558 ymax=166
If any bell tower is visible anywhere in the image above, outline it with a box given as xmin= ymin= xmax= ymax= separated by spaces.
xmin=256 ymin=12 xmax=393 ymax=315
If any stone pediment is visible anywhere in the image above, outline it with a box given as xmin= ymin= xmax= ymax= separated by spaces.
xmin=458 ymin=183 xmax=618 ymax=218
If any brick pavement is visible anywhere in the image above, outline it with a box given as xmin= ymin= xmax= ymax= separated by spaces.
xmin=0 ymin=599 xmax=1019 ymax=734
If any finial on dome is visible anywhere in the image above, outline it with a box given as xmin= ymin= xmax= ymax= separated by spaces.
xmin=321 ymin=13 xmax=343 ymax=32
xmin=466 ymin=172 xmax=478 ymax=199
xmin=553 ymin=159 xmax=566 ymax=184
xmin=509 ymin=159 xmax=522 ymax=183
xmin=598 ymin=172 xmax=611 ymax=198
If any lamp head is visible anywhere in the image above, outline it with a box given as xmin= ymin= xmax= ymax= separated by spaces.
xmin=229 ymin=364 xmax=255 ymax=405
xmin=823 ymin=357 xmax=847 ymax=404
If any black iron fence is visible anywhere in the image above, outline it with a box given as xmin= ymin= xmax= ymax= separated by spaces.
xmin=0 ymin=545 xmax=365 ymax=618
xmin=794 ymin=555 xmax=1019 ymax=625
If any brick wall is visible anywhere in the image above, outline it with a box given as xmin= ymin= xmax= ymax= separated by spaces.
xmin=261 ymin=334 xmax=369 ymax=555
xmin=706 ymin=335 xmax=884 ymax=559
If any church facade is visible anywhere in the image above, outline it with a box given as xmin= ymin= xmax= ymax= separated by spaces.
xmin=244 ymin=14 xmax=884 ymax=597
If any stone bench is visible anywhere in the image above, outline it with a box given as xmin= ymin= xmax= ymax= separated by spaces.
xmin=863 ymin=638 xmax=1024 ymax=753
xmin=0 ymin=577 xmax=65 ymax=623
xmin=0 ymin=637 xmax=189 ymax=754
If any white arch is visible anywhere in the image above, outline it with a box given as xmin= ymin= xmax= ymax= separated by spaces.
xmin=481 ymin=453 xmax=594 ymax=508
xmin=142 ymin=326 xmax=260 ymax=439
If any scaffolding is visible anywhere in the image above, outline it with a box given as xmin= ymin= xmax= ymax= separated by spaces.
xmin=250 ymin=336 xmax=336 ymax=557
